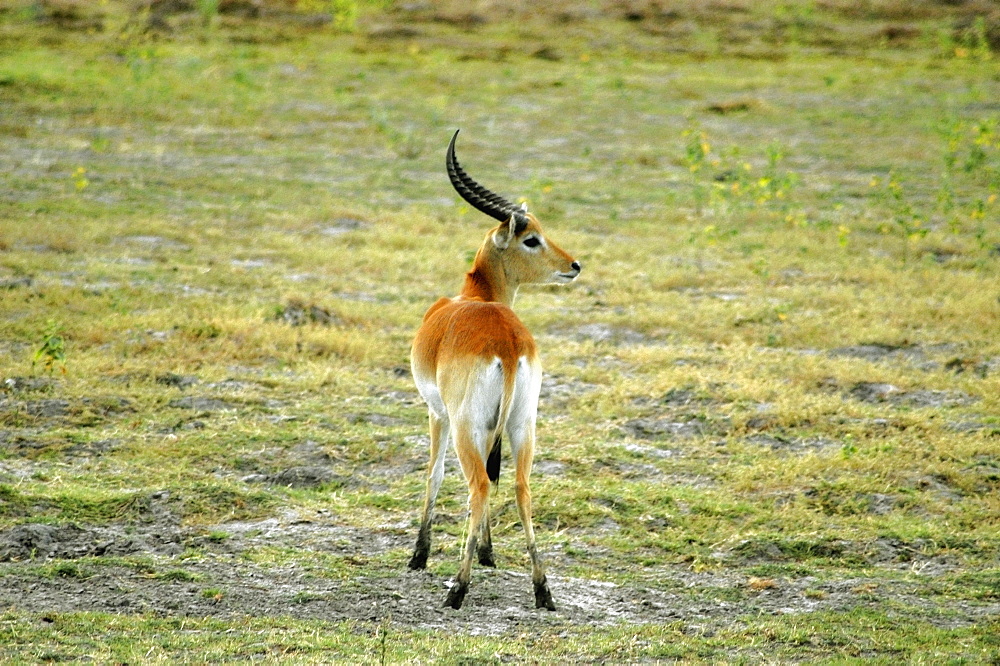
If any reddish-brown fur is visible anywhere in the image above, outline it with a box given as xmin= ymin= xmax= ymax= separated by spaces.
xmin=413 ymin=299 xmax=535 ymax=384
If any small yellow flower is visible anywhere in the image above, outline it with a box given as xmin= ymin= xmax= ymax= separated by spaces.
xmin=954 ymin=47 xmax=969 ymax=58
xmin=72 ymin=167 xmax=89 ymax=191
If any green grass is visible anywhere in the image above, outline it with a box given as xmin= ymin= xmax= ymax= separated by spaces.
xmin=0 ymin=608 xmax=996 ymax=663
xmin=1 ymin=0 xmax=999 ymax=661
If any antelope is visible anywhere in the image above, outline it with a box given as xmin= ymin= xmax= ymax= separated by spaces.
xmin=407 ymin=130 xmax=581 ymax=610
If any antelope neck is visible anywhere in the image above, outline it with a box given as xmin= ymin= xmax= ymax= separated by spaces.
xmin=461 ymin=250 xmax=517 ymax=307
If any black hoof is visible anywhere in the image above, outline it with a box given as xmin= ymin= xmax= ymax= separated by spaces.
xmin=477 ymin=546 xmax=496 ymax=568
xmin=407 ymin=549 xmax=428 ymax=570
xmin=534 ymin=578 xmax=556 ymax=611
xmin=444 ymin=582 xmax=468 ymax=609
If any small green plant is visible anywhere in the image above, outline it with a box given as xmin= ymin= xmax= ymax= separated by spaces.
xmin=934 ymin=116 xmax=1000 ymax=258
xmin=681 ymin=125 xmax=798 ymax=220
xmin=201 ymin=588 xmax=225 ymax=601
xmin=33 ymin=320 xmax=67 ymax=375
xmin=152 ymin=569 xmax=202 ymax=582
xmin=682 ymin=124 xmax=712 ymax=215
xmin=376 ymin=614 xmax=392 ymax=666
xmin=40 ymin=562 xmax=92 ymax=579
xmin=958 ymin=16 xmax=993 ymax=61
xmin=871 ymin=172 xmax=928 ymax=264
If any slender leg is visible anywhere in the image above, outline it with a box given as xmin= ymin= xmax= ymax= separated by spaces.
xmin=513 ymin=431 xmax=555 ymax=610
xmin=409 ymin=411 xmax=448 ymax=570
xmin=444 ymin=425 xmax=490 ymax=609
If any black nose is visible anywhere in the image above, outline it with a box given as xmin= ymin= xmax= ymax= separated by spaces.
xmin=571 ymin=261 xmax=581 ymax=272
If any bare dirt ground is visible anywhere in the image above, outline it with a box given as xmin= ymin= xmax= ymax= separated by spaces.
xmin=1 ymin=471 xmax=996 ymax=637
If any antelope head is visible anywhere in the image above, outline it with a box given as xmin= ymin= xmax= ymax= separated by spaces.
xmin=447 ymin=130 xmax=581 ymax=295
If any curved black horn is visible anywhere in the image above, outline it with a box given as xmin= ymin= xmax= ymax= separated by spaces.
xmin=446 ymin=130 xmax=527 ymax=225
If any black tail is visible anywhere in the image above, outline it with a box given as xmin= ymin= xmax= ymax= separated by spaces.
xmin=486 ymin=435 xmax=502 ymax=484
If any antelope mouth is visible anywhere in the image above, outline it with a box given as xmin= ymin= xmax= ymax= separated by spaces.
xmin=555 ymin=270 xmax=580 ymax=283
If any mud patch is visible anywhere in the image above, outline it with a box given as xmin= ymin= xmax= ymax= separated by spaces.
xmin=630 ymin=385 xmax=721 ymax=409
xmin=347 ymin=413 xmax=408 ymax=427
xmin=155 ymin=373 xmax=199 ymax=389
xmin=828 ymin=343 xmax=961 ymax=371
xmin=569 ymin=323 xmax=650 ymax=345
xmin=0 ymin=514 xmax=996 ymax=638
xmin=898 ymin=389 xmax=978 ymax=408
xmin=0 ymin=523 xmax=183 ymax=562
xmin=830 ymin=343 xmax=920 ymax=363
xmin=727 ymin=534 xmax=971 ymax=578
xmin=168 ymin=396 xmax=237 ymax=412
xmin=539 ymin=375 xmax=600 ymax=409
xmin=744 ymin=434 xmax=840 ymax=453
xmin=275 ymin=299 xmax=343 ymax=327
xmin=622 ymin=417 xmax=706 ymax=440
xmin=0 ymin=276 xmax=33 ymax=290
xmin=2 ymin=377 xmax=55 ymax=392
xmin=618 ymin=442 xmax=679 ymax=459
xmin=847 ymin=382 xmax=977 ymax=407
xmin=318 ymin=218 xmax=367 ymax=236
xmin=242 ymin=466 xmax=341 ymax=489
xmin=849 ymin=381 xmax=901 ymax=403
xmin=115 ymin=235 xmax=191 ymax=252
xmin=533 ymin=459 xmax=568 ymax=477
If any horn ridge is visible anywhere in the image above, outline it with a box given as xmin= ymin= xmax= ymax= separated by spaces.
xmin=446 ymin=130 xmax=522 ymax=223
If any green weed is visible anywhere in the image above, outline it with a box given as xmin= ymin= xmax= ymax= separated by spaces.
xmin=32 ymin=321 xmax=66 ymax=375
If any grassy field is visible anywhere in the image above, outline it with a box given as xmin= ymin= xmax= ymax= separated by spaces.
xmin=1 ymin=0 xmax=999 ymax=662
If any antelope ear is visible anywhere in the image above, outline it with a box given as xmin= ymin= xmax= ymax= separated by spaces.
xmin=492 ymin=215 xmax=517 ymax=249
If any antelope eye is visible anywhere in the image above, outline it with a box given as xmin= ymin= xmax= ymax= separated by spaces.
xmin=522 ymin=237 xmax=541 ymax=248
